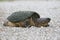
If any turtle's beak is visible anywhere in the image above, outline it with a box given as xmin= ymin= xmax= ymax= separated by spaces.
xmin=46 ymin=18 xmax=51 ymax=22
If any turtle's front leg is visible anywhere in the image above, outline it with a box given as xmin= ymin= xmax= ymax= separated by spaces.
xmin=43 ymin=24 xmax=49 ymax=27
xmin=24 ymin=20 xmax=31 ymax=28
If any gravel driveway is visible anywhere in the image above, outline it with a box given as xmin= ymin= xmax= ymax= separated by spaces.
xmin=0 ymin=1 xmax=60 ymax=40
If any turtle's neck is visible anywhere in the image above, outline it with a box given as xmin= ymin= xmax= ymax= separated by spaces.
xmin=32 ymin=18 xmax=38 ymax=23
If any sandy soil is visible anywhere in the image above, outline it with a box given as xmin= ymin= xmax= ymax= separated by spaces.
xmin=0 ymin=1 xmax=60 ymax=40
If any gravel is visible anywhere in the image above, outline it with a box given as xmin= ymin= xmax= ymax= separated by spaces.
xmin=0 ymin=1 xmax=60 ymax=40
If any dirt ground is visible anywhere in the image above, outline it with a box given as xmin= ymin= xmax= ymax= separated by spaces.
xmin=0 ymin=1 xmax=60 ymax=40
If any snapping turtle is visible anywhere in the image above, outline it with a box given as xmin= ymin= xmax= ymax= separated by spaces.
xmin=3 ymin=11 xmax=51 ymax=27
xmin=3 ymin=11 xmax=40 ymax=27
